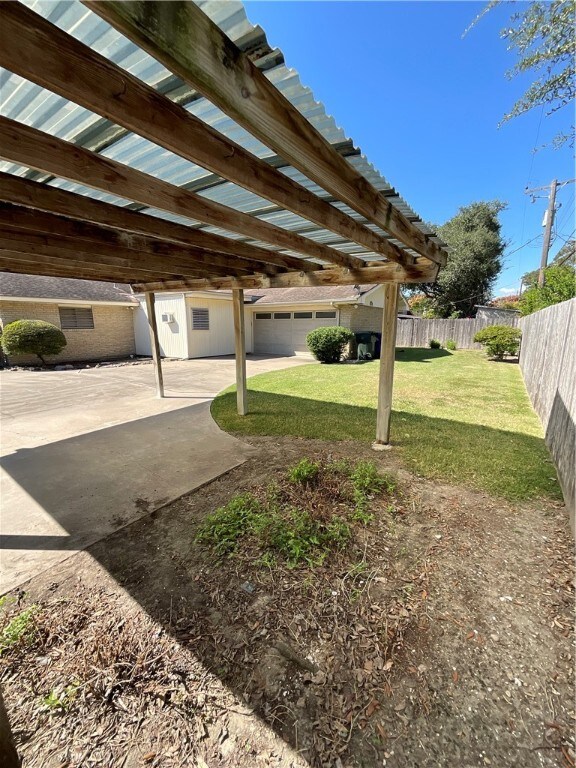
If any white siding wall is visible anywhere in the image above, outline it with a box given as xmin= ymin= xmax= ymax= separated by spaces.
xmin=133 ymin=294 xmax=189 ymax=358
xmin=185 ymin=296 xmax=235 ymax=358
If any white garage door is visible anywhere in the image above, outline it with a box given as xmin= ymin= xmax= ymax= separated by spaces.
xmin=253 ymin=310 xmax=337 ymax=356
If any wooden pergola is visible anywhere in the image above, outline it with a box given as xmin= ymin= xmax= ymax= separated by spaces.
xmin=0 ymin=0 xmax=448 ymax=445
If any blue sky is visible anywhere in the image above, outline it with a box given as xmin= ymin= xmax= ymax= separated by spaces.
xmin=244 ymin=1 xmax=575 ymax=296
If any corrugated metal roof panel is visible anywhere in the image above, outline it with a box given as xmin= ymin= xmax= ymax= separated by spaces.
xmin=0 ymin=0 xmax=447 ymax=264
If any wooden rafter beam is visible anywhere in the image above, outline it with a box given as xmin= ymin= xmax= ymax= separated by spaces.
xmin=86 ymin=0 xmax=447 ymax=268
xmin=0 ymin=250 xmax=175 ymax=283
xmin=0 ymin=172 xmax=311 ymax=273
xmin=0 ymin=235 xmax=218 ymax=280
xmin=0 ymin=117 xmax=333 ymax=272
xmin=0 ymin=2 xmax=378 ymax=271
xmin=133 ymin=260 xmax=439 ymax=293
xmin=0 ymin=205 xmax=277 ymax=277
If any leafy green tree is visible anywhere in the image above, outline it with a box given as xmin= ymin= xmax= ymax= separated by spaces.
xmin=1 ymin=320 xmax=67 ymax=364
xmin=521 ymin=238 xmax=575 ymax=288
xmin=466 ymin=1 xmax=575 ymax=147
xmin=408 ymin=201 xmax=506 ymax=318
xmin=519 ymin=263 xmax=576 ymax=315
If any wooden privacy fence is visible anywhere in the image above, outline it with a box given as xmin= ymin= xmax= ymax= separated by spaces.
xmin=395 ymin=315 xmax=519 ymax=349
xmin=519 ymin=299 xmax=575 ymax=530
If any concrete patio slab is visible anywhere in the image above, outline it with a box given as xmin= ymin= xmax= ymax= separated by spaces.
xmin=0 ymin=355 xmax=311 ymax=592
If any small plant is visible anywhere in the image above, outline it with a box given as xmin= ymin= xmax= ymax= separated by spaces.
xmin=474 ymin=325 xmax=522 ymax=360
xmin=195 ymin=493 xmax=266 ymax=555
xmin=306 ymin=326 xmax=354 ymax=364
xmin=42 ymin=682 xmax=80 ymax=711
xmin=429 ymin=339 xmax=442 ymax=349
xmin=1 ymin=320 xmax=67 ymax=364
xmin=445 ymin=339 xmax=457 ymax=351
xmin=287 ymin=458 xmax=320 ymax=486
xmin=0 ymin=605 xmax=38 ymax=653
xmin=350 ymin=461 xmax=394 ymax=518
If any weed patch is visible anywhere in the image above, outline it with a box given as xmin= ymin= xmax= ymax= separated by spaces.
xmin=196 ymin=457 xmax=395 ymax=567
xmin=0 ymin=603 xmax=37 ymax=653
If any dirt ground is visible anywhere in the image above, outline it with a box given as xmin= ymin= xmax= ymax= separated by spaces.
xmin=2 ymin=436 xmax=574 ymax=768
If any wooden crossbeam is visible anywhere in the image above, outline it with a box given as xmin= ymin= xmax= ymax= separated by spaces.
xmin=0 ymin=234 xmax=218 ymax=279
xmin=0 ymin=117 xmax=338 ymax=272
xmin=87 ymin=1 xmax=447 ymax=267
xmin=0 ymin=250 xmax=173 ymax=283
xmin=133 ymin=260 xmax=438 ymax=293
xmin=0 ymin=3 xmax=376 ymax=272
xmin=0 ymin=172 xmax=313 ymax=272
xmin=0 ymin=205 xmax=276 ymax=276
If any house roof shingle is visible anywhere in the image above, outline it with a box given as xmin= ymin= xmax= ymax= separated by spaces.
xmin=243 ymin=284 xmax=376 ymax=305
xmin=0 ymin=274 xmax=137 ymax=304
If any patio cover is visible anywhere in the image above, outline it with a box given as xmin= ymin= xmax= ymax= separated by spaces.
xmin=0 ymin=0 xmax=448 ymax=291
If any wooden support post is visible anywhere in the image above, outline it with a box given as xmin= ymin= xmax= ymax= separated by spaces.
xmin=232 ymin=288 xmax=247 ymax=416
xmin=373 ymin=284 xmax=400 ymax=448
xmin=145 ymin=291 xmax=164 ymax=398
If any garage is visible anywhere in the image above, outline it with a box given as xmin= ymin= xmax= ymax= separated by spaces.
xmin=253 ymin=309 xmax=337 ymax=356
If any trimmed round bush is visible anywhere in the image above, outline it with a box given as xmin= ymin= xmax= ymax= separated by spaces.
xmin=429 ymin=339 xmax=442 ymax=349
xmin=474 ymin=325 xmax=521 ymax=360
xmin=306 ymin=326 xmax=354 ymax=364
xmin=1 ymin=320 xmax=67 ymax=364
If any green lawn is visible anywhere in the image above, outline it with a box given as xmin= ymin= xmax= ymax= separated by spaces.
xmin=212 ymin=349 xmax=560 ymax=501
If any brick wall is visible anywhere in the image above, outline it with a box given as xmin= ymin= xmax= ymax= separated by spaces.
xmin=339 ymin=304 xmax=383 ymax=333
xmin=0 ymin=301 xmax=136 ymax=365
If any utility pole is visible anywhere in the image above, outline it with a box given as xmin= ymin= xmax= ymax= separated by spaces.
xmin=525 ymin=178 xmax=575 ymax=287
xmin=539 ymin=179 xmax=557 ymax=286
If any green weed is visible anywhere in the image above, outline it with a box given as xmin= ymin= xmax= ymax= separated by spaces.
xmin=42 ymin=682 xmax=80 ymax=711
xmin=287 ymin=458 xmax=320 ymax=486
xmin=0 ymin=605 xmax=38 ymax=653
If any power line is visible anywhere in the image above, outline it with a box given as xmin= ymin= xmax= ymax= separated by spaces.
xmin=503 ymin=234 xmax=541 ymax=259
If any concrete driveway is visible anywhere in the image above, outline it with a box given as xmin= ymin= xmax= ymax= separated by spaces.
xmin=0 ymin=355 xmax=311 ymax=593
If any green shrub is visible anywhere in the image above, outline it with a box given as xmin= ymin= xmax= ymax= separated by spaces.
xmin=474 ymin=325 xmax=521 ymax=360
xmin=287 ymin=458 xmax=320 ymax=485
xmin=445 ymin=339 xmax=457 ymax=351
xmin=1 ymin=320 xmax=66 ymax=364
xmin=306 ymin=326 xmax=354 ymax=364
xmin=429 ymin=339 xmax=442 ymax=349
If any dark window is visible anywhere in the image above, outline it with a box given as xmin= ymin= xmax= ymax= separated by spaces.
xmin=191 ymin=307 xmax=210 ymax=330
xmin=255 ymin=312 xmax=272 ymax=320
xmin=274 ymin=312 xmax=291 ymax=319
xmin=294 ymin=312 xmax=313 ymax=319
xmin=59 ymin=306 xmax=94 ymax=329
xmin=315 ymin=311 xmax=336 ymax=319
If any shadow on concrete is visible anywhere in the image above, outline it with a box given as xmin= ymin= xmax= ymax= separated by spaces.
xmin=0 ymin=402 xmax=253 ymax=588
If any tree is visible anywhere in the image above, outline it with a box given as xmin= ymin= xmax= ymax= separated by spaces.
xmin=407 ymin=201 xmax=506 ymax=318
xmin=1 ymin=320 xmax=67 ymax=364
xmin=519 ymin=263 xmax=576 ymax=314
xmin=521 ymin=238 xmax=575 ymax=288
xmin=466 ymin=1 xmax=576 ymax=148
